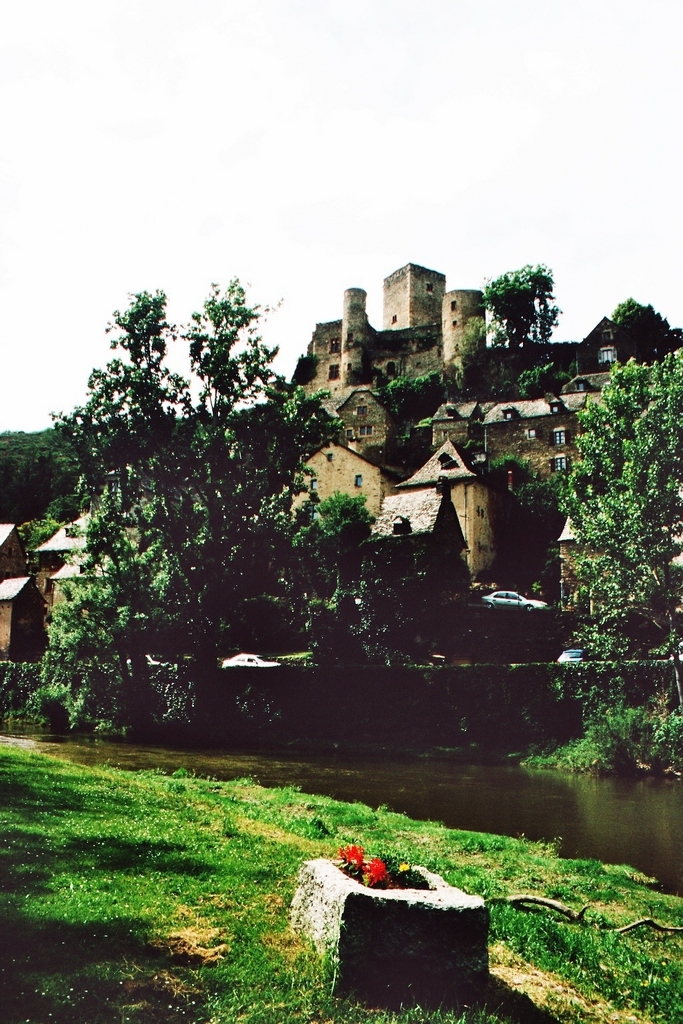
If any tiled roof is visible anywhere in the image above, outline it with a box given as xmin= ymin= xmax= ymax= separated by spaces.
xmin=482 ymin=394 xmax=587 ymax=423
xmin=398 ymin=441 xmax=476 ymax=489
xmin=0 ymin=577 xmax=30 ymax=601
xmin=561 ymin=373 xmax=611 ymax=394
xmin=0 ymin=524 xmax=16 ymax=548
xmin=35 ymin=517 xmax=88 ymax=553
xmin=50 ymin=563 xmax=82 ymax=581
xmin=372 ymin=489 xmax=444 ymax=537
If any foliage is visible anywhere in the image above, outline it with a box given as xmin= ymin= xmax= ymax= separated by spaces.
xmin=483 ymin=264 xmax=560 ymax=349
xmin=612 ymin=297 xmax=683 ymax=363
xmin=291 ymin=352 xmax=319 ymax=385
xmin=375 ymin=371 xmax=444 ymax=423
xmin=517 ymin=361 xmax=571 ymax=399
xmin=53 ymin=283 xmax=333 ymax=722
xmin=2 ymin=745 xmax=683 ymax=1024
xmin=337 ymin=843 xmax=428 ymax=889
xmin=0 ymin=429 xmax=80 ymax=526
xmin=565 ymin=353 xmax=683 ymax=705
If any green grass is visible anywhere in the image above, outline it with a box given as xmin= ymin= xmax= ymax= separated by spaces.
xmin=1 ymin=746 xmax=682 ymax=1023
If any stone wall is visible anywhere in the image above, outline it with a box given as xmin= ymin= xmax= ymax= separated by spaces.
xmin=0 ymin=529 xmax=27 ymax=581
xmin=382 ymin=264 xmax=446 ymax=330
xmin=453 ymin=479 xmax=503 ymax=578
xmin=295 ymin=443 xmax=397 ymax=518
xmin=482 ymin=413 xmax=579 ymax=477
xmin=336 ymin=390 xmax=397 ymax=464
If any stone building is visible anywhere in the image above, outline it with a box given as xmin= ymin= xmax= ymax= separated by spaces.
xmin=396 ymin=441 xmax=503 ymax=578
xmin=371 ymin=483 xmax=466 ymax=552
xmin=335 ymin=388 xmax=398 ymax=465
xmin=479 ymin=394 xmax=591 ymax=478
xmin=431 ymin=401 xmax=493 ymax=448
xmin=575 ymin=317 xmax=637 ymax=375
xmin=295 ymin=443 xmax=402 ymax=519
xmin=0 ymin=525 xmax=27 ymax=581
xmin=0 ymin=576 xmax=47 ymax=661
xmin=558 ymin=518 xmax=580 ymax=608
xmin=561 ymin=372 xmax=611 ymax=396
xmin=300 ymin=263 xmax=484 ymax=399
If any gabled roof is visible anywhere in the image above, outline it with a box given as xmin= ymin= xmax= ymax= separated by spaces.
xmin=482 ymin=394 xmax=587 ymax=423
xmin=335 ymin=387 xmax=392 ymax=417
xmin=398 ymin=440 xmax=476 ymax=489
xmin=432 ymin=401 xmax=480 ymax=423
xmin=35 ymin=516 xmax=88 ymax=554
xmin=0 ymin=577 xmax=31 ymax=601
xmin=0 ymin=524 xmax=17 ymax=548
xmin=558 ymin=518 xmax=576 ymax=543
xmin=306 ymin=442 xmax=399 ymax=475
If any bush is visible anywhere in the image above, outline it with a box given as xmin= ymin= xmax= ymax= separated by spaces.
xmin=0 ymin=663 xmax=42 ymax=718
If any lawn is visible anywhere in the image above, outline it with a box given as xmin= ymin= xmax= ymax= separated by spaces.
xmin=1 ymin=744 xmax=682 ymax=1023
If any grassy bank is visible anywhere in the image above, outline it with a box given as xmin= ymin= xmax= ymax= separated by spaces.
xmin=1 ymin=745 xmax=683 ymax=1024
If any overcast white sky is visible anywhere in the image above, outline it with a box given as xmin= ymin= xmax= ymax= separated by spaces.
xmin=1 ymin=0 xmax=682 ymax=431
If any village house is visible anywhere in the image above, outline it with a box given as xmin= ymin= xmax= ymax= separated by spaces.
xmin=574 ymin=317 xmax=637 ymax=375
xmin=478 ymin=394 xmax=591 ymax=478
xmin=34 ymin=516 xmax=88 ymax=608
xmin=295 ymin=442 xmax=402 ymax=519
xmin=557 ymin=518 xmax=580 ymax=609
xmin=395 ymin=440 xmax=503 ymax=578
xmin=334 ymin=387 xmax=398 ymax=465
xmin=371 ymin=481 xmax=466 ymax=552
xmin=0 ymin=524 xmax=28 ymax=581
xmin=0 ymin=576 xmax=47 ymax=661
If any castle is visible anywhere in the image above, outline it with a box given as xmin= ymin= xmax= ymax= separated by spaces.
xmin=300 ymin=263 xmax=484 ymax=397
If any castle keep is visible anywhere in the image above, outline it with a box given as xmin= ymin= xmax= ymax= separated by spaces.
xmin=302 ymin=263 xmax=484 ymax=397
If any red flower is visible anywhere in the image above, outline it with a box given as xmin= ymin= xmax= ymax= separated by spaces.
xmin=338 ymin=844 xmax=365 ymax=872
xmin=364 ymin=857 xmax=388 ymax=888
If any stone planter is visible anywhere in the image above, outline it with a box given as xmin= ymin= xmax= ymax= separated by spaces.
xmin=290 ymin=858 xmax=489 ymax=1009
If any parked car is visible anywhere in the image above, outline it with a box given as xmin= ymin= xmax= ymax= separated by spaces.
xmin=221 ymin=653 xmax=281 ymax=668
xmin=557 ymin=648 xmax=584 ymax=664
xmin=481 ymin=591 xmax=549 ymax=611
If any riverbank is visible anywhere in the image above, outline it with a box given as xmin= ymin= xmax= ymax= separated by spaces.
xmin=1 ymin=745 xmax=682 ymax=1023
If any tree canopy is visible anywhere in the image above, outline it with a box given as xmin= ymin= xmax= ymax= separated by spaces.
xmin=48 ymin=283 xmax=334 ymax=724
xmin=565 ymin=354 xmax=683 ymax=706
xmin=612 ymin=298 xmax=682 ymax=363
xmin=483 ymin=265 xmax=560 ymax=349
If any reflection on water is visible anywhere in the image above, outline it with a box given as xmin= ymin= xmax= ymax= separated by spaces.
xmin=9 ymin=733 xmax=683 ymax=896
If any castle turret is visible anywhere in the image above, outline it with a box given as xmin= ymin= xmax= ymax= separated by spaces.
xmin=342 ymin=288 xmax=369 ymax=385
xmin=442 ymin=289 xmax=485 ymax=372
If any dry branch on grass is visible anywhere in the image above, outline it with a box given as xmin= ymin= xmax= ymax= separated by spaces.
xmin=505 ymin=894 xmax=683 ymax=936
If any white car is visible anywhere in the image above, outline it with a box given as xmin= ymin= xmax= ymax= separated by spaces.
xmin=481 ymin=591 xmax=549 ymax=611
xmin=221 ymin=653 xmax=281 ymax=668
xmin=557 ymin=648 xmax=584 ymax=664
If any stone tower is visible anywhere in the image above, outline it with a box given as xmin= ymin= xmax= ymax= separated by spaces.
xmin=442 ymin=289 xmax=485 ymax=372
xmin=342 ymin=288 xmax=370 ymax=385
xmin=383 ymin=264 xmax=446 ymax=330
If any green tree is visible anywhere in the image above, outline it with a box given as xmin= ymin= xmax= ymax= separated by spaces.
xmin=483 ymin=264 xmax=560 ymax=349
xmin=517 ymin=361 xmax=570 ymax=399
xmin=565 ymin=354 xmax=683 ymax=706
xmin=612 ymin=298 xmax=682 ymax=363
xmin=53 ymin=283 xmax=333 ymax=722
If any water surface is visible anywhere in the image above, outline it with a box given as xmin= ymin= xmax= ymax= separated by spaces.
xmin=6 ymin=733 xmax=682 ymax=895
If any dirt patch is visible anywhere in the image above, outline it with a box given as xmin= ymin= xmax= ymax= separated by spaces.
xmin=146 ymin=927 xmax=229 ymax=965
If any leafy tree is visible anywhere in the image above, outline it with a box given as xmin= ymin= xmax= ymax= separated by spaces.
xmin=375 ymin=372 xmax=444 ymax=423
xmin=612 ymin=298 xmax=682 ymax=363
xmin=517 ymin=361 xmax=570 ymax=399
xmin=53 ymin=283 xmax=333 ymax=722
xmin=483 ymin=264 xmax=560 ymax=349
xmin=0 ymin=429 xmax=80 ymax=525
xmin=565 ymin=354 xmax=683 ymax=706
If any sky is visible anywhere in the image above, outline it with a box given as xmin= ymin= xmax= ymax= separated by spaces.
xmin=1 ymin=0 xmax=682 ymax=431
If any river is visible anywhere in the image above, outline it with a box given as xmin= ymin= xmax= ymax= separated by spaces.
xmin=5 ymin=733 xmax=682 ymax=896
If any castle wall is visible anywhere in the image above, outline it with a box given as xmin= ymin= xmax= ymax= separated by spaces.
xmin=308 ymin=319 xmax=344 ymax=394
xmin=452 ymin=479 xmax=501 ymax=579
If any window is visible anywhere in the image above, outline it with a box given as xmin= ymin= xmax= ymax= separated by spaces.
xmin=386 ymin=361 xmax=396 ymax=376
xmin=576 ymin=380 xmax=586 ymax=391
xmin=328 ymin=364 xmax=340 ymax=380
xmin=550 ymin=402 xmax=561 ymax=414
xmin=326 ymin=452 xmax=334 ymax=462
xmin=503 ymin=409 xmax=514 ymax=420
xmin=391 ymin=314 xmax=397 ymax=324
xmin=446 ymin=405 xmax=456 ymax=418
xmin=598 ymin=345 xmax=617 ymax=364
xmin=354 ymin=474 xmax=363 ymax=487
xmin=356 ymin=405 xmax=367 ymax=416
xmin=329 ymin=338 xmax=340 ymax=353
xmin=451 ymin=300 xmax=457 ymax=312
xmin=438 ymin=452 xmax=457 ymax=468
xmin=393 ymin=516 xmax=411 ymax=535
xmin=602 ymin=329 xmax=613 ymax=341
xmin=553 ymin=429 xmax=566 ymax=446
xmin=426 ymin=282 xmax=433 ymax=292
xmin=346 ymin=429 xmax=354 ymax=438
xmin=312 ymin=508 xmax=320 ymax=520
xmin=347 ymin=332 xmax=354 ymax=343
xmin=310 ymin=479 xmax=318 ymax=490
xmin=359 ymin=425 xmax=373 ymax=436
xmin=527 ymin=428 xmax=536 ymax=439
xmin=452 ymin=320 xmax=458 ymax=327
xmin=552 ymin=456 xmax=567 ymax=472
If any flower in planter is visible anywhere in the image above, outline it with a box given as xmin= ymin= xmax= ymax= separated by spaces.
xmin=337 ymin=845 xmax=430 ymax=890
xmin=364 ymin=857 xmax=388 ymax=888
